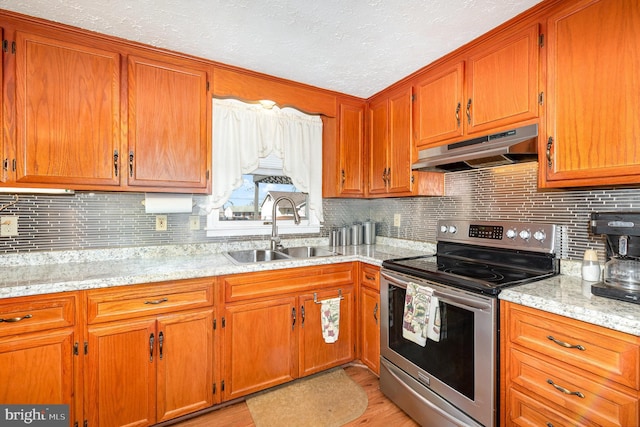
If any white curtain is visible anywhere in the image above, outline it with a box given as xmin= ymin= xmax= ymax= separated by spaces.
xmin=210 ymin=98 xmax=324 ymax=222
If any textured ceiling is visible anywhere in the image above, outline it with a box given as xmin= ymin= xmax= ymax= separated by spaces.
xmin=0 ymin=0 xmax=542 ymax=98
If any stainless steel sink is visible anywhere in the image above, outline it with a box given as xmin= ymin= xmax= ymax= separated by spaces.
xmin=224 ymin=246 xmax=338 ymax=264
xmin=280 ymin=246 xmax=338 ymax=258
xmin=224 ymin=249 xmax=292 ymax=264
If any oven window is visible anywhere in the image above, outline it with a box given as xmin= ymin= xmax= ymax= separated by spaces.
xmin=388 ymin=284 xmax=475 ymax=400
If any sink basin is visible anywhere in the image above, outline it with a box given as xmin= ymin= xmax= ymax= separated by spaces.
xmin=224 ymin=249 xmax=292 ymax=264
xmin=280 ymin=246 xmax=338 ymax=258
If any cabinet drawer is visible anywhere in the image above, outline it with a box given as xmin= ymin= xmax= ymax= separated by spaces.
xmin=87 ymin=278 xmax=213 ymax=324
xmin=507 ymin=304 xmax=640 ymax=389
xmin=0 ymin=293 xmax=75 ymax=336
xmin=223 ymin=263 xmax=356 ymax=302
xmin=509 ymin=348 xmax=639 ymax=427
xmin=360 ymin=264 xmax=380 ymax=291
xmin=507 ymin=388 xmax=597 ymax=427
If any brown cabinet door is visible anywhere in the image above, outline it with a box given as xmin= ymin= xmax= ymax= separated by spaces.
xmin=14 ymin=30 xmax=121 ymax=187
xmin=466 ymin=24 xmax=540 ymax=135
xmin=156 ymin=309 xmax=213 ymax=422
xmin=387 ymin=86 xmax=414 ymax=194
xmin=542 ymin=0 xmax=640 ymax=187
xmin=223 ymin=296 xmax=297 ymax=400
xmin=298 ymin=287 xmax=355 ymax=377
xmin=360 ymin=286 xmax=380 ymax=375
xmin=86 ymin=317 xmax=157 ymax=427
xmin=413 ymin=61 xmax=465 ymax=148
xmin=127 ymin=55 xmax=209 ymax=191
xmin=338 ymin=99 xmax=366 ymax=196
xmin=0 ymin=329 xmax=75 ymax=410
xmin=368 ymin=97 xmax=389 ymax=195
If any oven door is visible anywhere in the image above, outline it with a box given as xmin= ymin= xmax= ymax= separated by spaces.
xmin=380 ymin=270 xmax=497 ymax=427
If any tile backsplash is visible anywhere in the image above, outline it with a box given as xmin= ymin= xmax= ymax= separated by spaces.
xmin=1 ymin=162 xmax=638 ymax=261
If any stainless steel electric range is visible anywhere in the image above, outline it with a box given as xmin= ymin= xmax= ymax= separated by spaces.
xmin=380 ymin=219 xmax=560 ymax=427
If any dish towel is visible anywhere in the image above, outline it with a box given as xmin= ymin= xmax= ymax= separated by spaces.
xmin=427 ymin=295 xmax=441 ymax=342
xmin=321 ymin=297 xmax=341 ymax=343
xmin=403 ymin=282 xmax=434 ymax=347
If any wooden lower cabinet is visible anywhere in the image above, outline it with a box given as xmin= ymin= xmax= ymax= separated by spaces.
xmin=222 ymin=286 xmax=355 ymax=401
xmin=220 ymin=263 xmax=357 ymax=401
xmin=501 ymin=301 xmax=640 ymax=426
xmin=0 ymin=292 xmax=80 ymax=425
xmin=223 ymin=296 xmax=298 ymax=400
xmin=359 ymin=264 xmax=380 ymax=375
xmin=84 ymin=278 xmax=215 ymax=427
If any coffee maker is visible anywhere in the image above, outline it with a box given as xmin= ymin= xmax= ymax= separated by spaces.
xmin=590 ymin=212 xmax=640 ymax=304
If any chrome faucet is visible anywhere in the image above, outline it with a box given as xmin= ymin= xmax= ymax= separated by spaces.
xmin=270 ymin=196 xmax=301 ymax=251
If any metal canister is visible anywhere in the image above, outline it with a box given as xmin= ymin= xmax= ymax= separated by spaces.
xmin=329 ymin=228 xmax=339 ymax=247
xmin=363 ymin=220 xmax=376 ymax=245
xmin=340 ymin=226 xmax=351 ymax=246
xmin=351 ymin=223 xmax=363 ymax=245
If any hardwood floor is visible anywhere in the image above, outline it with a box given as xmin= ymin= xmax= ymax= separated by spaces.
xmin=170 ymin=363 xmax=419 ymax=427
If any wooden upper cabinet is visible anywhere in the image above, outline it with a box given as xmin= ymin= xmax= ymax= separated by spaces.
xmin=413 ymin=24 xmax=540 ymax=150
xmin=126 ymin=55 xmax=210 ymax=192
xmin=337 ymin=98 xmax=366 ymax=197
xmin=413 ymin=61 xmax=465 ymax=148
xmin=465 ymin=23 xmax=540 ymax=135
xmin=368 ymin=85 xmax=414 ymax=196
xmin=13 ymin=30 xmax=121 ymax=187
xmin=368 ymin=96 xmax=389 ymax=195
xmin=541 ymin=0 xmax=640 ymax=188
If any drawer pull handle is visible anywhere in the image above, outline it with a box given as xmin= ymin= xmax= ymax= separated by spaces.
xmin=365 ymin=275 xmax=376 ymax=281
xmin=547 ymin=335 xmax=585 ymax=351
xmin=373 ymin=303 xmax=378 ymax=324
xmin=0 ymin=314 xmax=32 ymax=323
xmin=144 ymin=298 xmax=168 ymax=305
xmin=546 ymin=379 xmax=585 ymax=398
xmin=149 ymin=333 xmax=155 ymax=362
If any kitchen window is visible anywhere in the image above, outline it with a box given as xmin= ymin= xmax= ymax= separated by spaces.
xmin=205 ymin=98 xmax=322 ymax=237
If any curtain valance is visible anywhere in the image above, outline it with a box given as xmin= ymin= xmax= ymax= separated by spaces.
xmin=210 ymin=98 xmax=324 ymax=222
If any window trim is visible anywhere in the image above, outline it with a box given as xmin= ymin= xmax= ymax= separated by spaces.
xmin=205 ymin=208 xmax=320 ymax=237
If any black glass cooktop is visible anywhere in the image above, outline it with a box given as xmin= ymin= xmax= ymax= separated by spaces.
xmin=382 ymin=242 xmax=559 ymax=295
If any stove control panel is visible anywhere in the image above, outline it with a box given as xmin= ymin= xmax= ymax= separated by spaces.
xmin=437 ymin=219 xmax=557 ymax=254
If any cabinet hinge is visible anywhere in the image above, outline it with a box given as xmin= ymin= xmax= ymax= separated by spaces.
xmin=222 ymin=317 xmax=225 ymax=328
xmin=538 ymin=92 xmax=544 ymax=106
xmin=212 ymin=383 xmax=216 ymax=394
xmin=11 ymin=41 xmax=15 ymax=54
xmin=411 ymin=94 xmax=416 ymax=102
xmin=221 ymin=380 xmax=225 ymax=392
xmin=213 ymin=318 xmax=216 ymax=330
xmin=73 ymin=342 xmax=79 ymax=356
xmin=84 ymin=420 xmax=88 ymax=427
xmin=74 ymin=422 xmax=78 ymax=427
xmin=206 ymin=81 xmax=210 ymax=91
xmin=538 ymin=34 xmax=544 ymax=48
xmin=84 ymin=341 xmax=88 ymax=355
xmin=2 ymin=40 xmax=6 ymax=52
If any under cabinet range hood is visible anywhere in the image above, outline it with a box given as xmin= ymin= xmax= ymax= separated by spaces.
xmin=412 ymin=123 xmax=538 ymax=172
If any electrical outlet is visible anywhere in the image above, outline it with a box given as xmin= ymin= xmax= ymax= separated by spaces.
xmin=1 ymin=216 xmax=18 ymax=237
xmin=155 ymin=215 xmax=167 ymax=231
xmin=189 ymin=216 xmax=200 ymax=231
xmin=393 ymin=213 xmax=401 ymax=227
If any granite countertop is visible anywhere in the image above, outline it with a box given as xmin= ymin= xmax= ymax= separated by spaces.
xmin=0 ymin=237 xmax=434 ymax=299
xmin=1 ymin=237 xmax=638 ymax=337
xmin=500 ymin=275 xmax=640 ymax=336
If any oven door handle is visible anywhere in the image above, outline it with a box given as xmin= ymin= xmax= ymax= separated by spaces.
xmin=381 ymin=271 xmax=492 ymax=312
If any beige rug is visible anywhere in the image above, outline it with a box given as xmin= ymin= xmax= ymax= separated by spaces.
xmin=246 ymin=368 xmax=368 ymax=427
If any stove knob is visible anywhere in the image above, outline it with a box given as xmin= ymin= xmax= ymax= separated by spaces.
xmin=448 ymin=225 xmax=457 ymax=234
xmin=519 ymin=229 xmax=531 ymax=240
xmin=506 ymin=229 xmax=517 ymax=239
xmin=533 ymin=230 xmax=546 ymax=241
xmin=440 ymin=225 xmax=448 ymax=233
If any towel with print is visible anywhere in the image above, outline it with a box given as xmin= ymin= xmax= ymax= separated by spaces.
xmin=402 ymin=282 xmax=433 ymax=346
xmin=321 ymin=297 xmax=341 ymax=343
